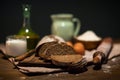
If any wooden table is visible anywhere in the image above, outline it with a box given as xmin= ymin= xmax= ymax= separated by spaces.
xmin=0 ymin=40 xmax=120 ymax=80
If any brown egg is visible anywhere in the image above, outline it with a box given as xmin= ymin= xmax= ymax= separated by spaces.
xmin=66 ymin=41 xmax=73 ymax=47
xmin=73 ymin=42 xmax=85 ymax=55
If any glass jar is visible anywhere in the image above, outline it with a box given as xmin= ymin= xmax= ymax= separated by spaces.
xmin=6 ymin=35 xmax=27 ymax=57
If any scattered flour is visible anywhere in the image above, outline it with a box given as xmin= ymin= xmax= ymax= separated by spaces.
xmin=77 ymin=30 xmax=102 ymax=41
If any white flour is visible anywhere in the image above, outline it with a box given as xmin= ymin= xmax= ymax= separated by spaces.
xmin=77 ymin=30 xmax=101 ymax=41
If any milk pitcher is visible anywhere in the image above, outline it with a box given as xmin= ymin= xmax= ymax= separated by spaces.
xmin=51 ymin=13 xmax=81 ymax=41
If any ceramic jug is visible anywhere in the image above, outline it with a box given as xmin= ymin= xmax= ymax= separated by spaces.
xmin=51 ymin=13 xmax=81 ymax=41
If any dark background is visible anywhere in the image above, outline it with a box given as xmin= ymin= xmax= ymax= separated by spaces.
xmin=0 ymin=0 xmax=120 ymax=43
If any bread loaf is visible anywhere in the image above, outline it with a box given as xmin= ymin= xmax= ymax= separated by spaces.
xmin=37 ymin=42 xmax=76 ymax=60
xmin=36 ymin=35 xmax=65 ymax=49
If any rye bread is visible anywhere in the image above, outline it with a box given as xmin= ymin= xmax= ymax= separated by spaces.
xmin=51 ymin=54 xmax=83 ymax=66
xmin=38 ymin=42 xmax=76 ymax=60
xmin=51 ymin=54 xmax=87 ymax=71
xmin=36 ymin=35 xmax=65 ymax=50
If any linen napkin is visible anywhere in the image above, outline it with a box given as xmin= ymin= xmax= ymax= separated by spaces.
xmin=0 ymin=43 xmax=120 ymax=74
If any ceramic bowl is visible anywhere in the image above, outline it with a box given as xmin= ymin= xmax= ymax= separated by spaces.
xmin=74 ymin=37 xmax=102 ymax=50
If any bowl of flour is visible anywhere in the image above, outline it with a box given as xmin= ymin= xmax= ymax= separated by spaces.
xmin=74 ymin=30 xmax=102 ymax=50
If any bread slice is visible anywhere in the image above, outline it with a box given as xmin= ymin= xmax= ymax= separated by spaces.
xmin=51 ymin=54 xmax=83 ymax=67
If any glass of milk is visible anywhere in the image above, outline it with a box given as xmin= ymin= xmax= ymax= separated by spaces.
xmin=6 ymin=35 xmax=27 ymax=57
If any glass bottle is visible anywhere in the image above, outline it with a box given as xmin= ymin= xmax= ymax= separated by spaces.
xmin=17 ymin=4 xmax=40 ymax=50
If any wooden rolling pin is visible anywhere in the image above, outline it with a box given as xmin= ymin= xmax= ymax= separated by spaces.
xmin=93 ymin=37 xmax=113 ymax=64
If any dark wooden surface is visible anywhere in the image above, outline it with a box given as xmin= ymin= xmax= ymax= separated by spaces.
xmin=0 ymin=40 xmax=120 ymax=80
